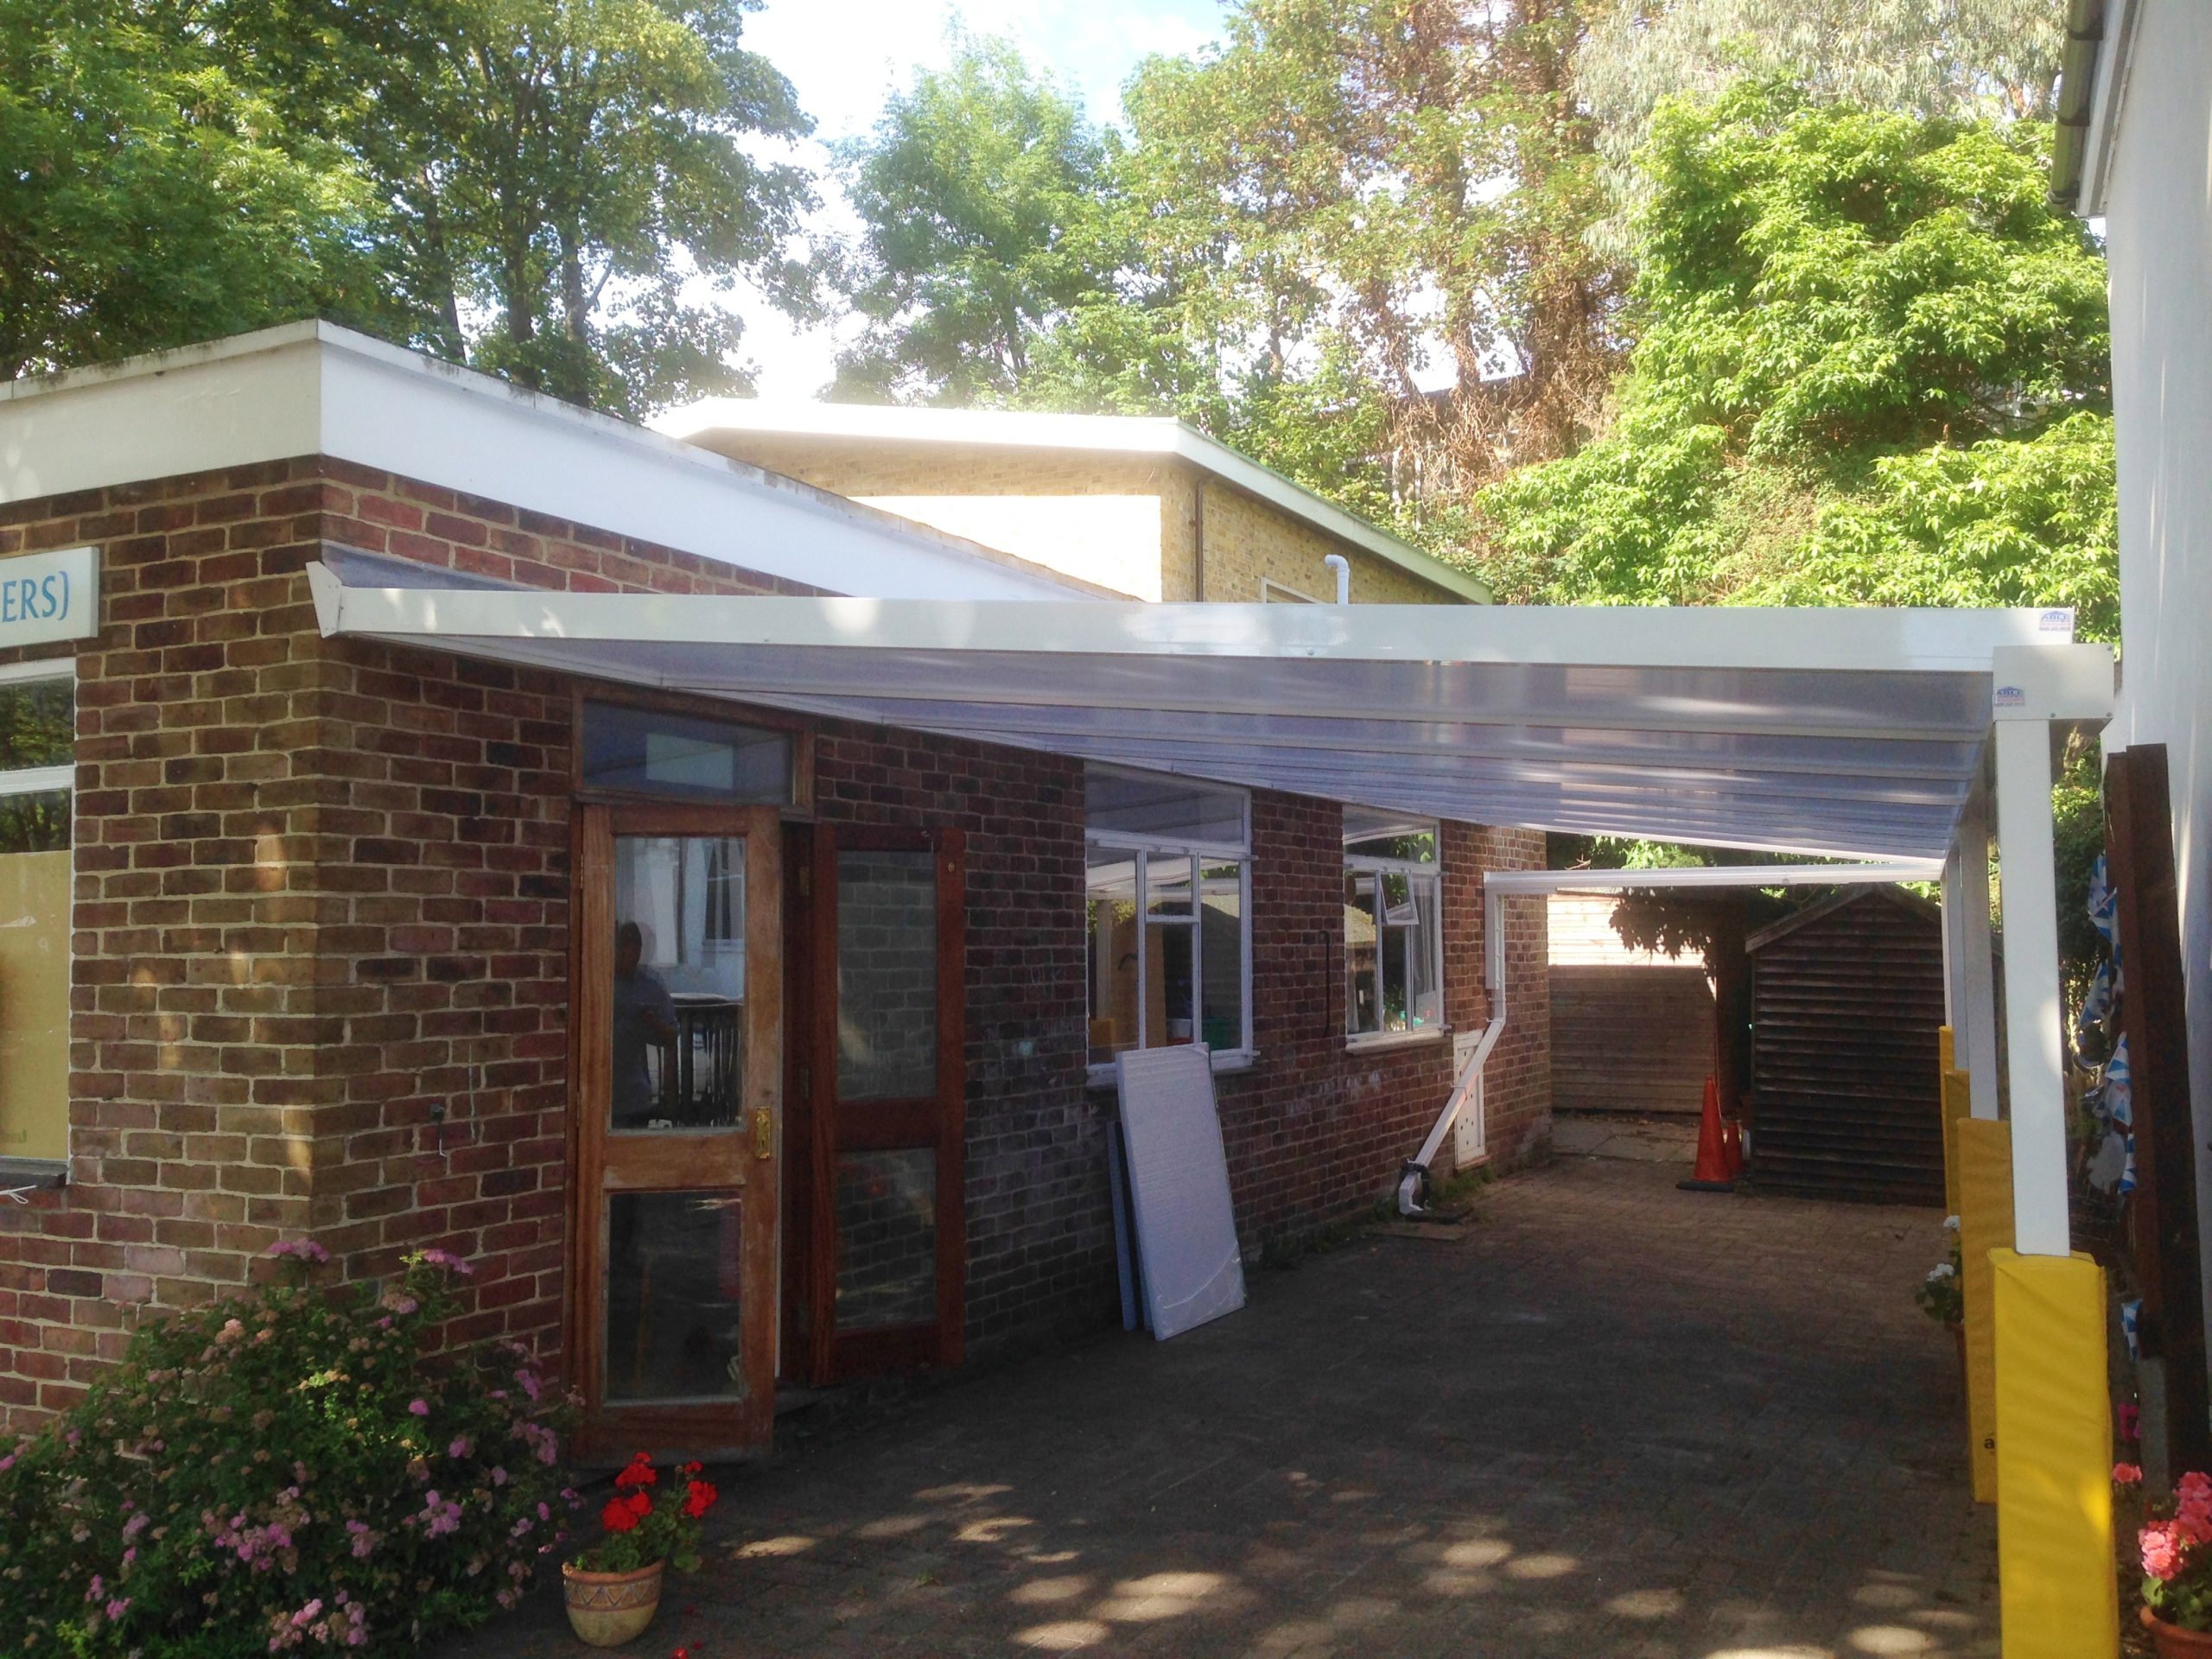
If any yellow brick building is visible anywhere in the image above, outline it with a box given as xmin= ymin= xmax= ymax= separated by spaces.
xmin=661 ymin=404 xmax=1488 ymax=607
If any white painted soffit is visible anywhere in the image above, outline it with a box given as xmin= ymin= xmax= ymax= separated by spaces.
xmin=308 ymin=566 xmax=2108 ymax=861
xmin=0 ymin=322 xmax=1097 ymax=602
xmin=660 ymin=397 xmax=1494 ymax=605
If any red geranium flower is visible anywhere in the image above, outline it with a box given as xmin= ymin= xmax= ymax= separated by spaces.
xmin=615 ymin=1453 xmax=658 ymax=1490
xmin=682 ymin=1478 xmax=718 ymax=1519
xmin=601 ymin=1497 xmax=641 ymax=1534
xmin=624 ymin=1490 xmax=652 ymax=1518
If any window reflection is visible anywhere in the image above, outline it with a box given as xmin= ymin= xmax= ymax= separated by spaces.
xmin=611 ymin=836 xmax=746 ymax=1131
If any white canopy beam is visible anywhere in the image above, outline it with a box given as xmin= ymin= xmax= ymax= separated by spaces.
xmin=308 ymin=561 xmax=2102 ymax=864
xmin=308 ymin=575 xmax=2076 ymax=671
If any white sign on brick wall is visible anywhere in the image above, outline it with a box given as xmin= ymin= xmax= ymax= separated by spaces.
xmin=0 ymin=547 xmax=99 ymax=648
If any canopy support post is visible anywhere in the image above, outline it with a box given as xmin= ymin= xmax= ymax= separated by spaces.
xmin=1955 ymin=794 xmax=2000 ymax=1122
xmin=1993 ymin=719 xmax=2068 ymax=1257
xmin=1984 ymin=644 xmax=2122 ymax=1656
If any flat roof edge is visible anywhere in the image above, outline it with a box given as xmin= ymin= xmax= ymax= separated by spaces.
xmin=664 ymin=398 xmax=1494 ymax=604
xmin=0 ymin=323 xmax=1112 ymax=600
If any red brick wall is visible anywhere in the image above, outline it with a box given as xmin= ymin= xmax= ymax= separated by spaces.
xmin=810 ymin=725 xmax=1104 ymax=1348
xmin=0 ymin=456 xmax=816 ymax=1431
xmin=296 ymin=459 xmax=813 ymax=1375
xmin=0 ymin=461 xmax=334 ymax=1430
xmin=1211 ymin=801 xmax=1548 ymax=1247
xmin=0 ymin=455 xmax=1550 ymax=1427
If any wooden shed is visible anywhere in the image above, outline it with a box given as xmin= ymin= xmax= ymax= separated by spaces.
xmin=1745 ymin=887 xmax=1945 ymax=1205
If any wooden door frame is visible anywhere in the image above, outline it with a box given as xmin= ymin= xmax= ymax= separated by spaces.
xmin=807 ymin=823 xmax=967 ymax=1383
xmin=564 ymin=801 xmax=784 ymax=1458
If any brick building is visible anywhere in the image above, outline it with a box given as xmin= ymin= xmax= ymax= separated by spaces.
xmin=0 ymin=324 xmax=1547 ymax=1452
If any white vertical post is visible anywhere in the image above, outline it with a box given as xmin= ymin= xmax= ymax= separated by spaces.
xmin=1955 ymin=795 xmax=2000 ymax=1121
xmin=1993 ymin=719 xmax=2069 ymax=1256
xmin=1940 ymin=841 xmax=1962 ymax=1029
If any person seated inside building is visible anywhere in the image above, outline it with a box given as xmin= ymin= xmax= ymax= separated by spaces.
xmin=612 ymin=919 xmax=678 ymax=1128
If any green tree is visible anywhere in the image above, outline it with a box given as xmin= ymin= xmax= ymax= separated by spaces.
xmin=1576 ymin=0 xmax=2062 ymax=251
xmin=0 ymin=0 xmax=384 ymax=378
xmin=1107 ymin=0 xmax=1625 ymax=496
xmin=828 ymin=7 xmax=1625 ymax=544
xmin=1477 ymin=80 xmax=2114 ymax=638
xmin=830 ymin=38 xmax=1124 ymax=405
xmin=210 ymin=0 xmax=817 ymax=418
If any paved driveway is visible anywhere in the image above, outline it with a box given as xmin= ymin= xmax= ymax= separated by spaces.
xmin=450 ymin=1149 xmax=1995 ymax=1657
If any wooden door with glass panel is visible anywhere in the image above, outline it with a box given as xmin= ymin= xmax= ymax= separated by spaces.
xmin=807 ymin=824 xmax=966 ymax=1382
xmin=573 ymin=803 xmax=781 ymax=1456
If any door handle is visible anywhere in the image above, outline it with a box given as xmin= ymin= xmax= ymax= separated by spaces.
xmin=753 ymin=1107 xmax=774 ymax=1160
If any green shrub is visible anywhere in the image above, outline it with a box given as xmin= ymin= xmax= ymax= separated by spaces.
xmin=0 ymin=1243 xmax=576 ymax=1656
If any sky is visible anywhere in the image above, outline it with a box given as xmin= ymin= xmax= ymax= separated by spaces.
xmin=729 ymin=0 xmax=1229 ymax=397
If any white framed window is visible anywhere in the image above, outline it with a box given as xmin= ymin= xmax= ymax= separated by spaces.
xmin=0 ymin=661 xmax=74 ymax=1173
xmin=1343 ymin=805 xmax=1443 ymax=1041
xmin=1084 ymin=766 xmax=1250 ymax=1079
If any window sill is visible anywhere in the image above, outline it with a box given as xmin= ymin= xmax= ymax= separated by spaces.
xmin=0 ymin=1158 xmax=67 ymax=1192
xmin=1086 ymin=1049 xmax=1258 ymax=1090
xmin=1345 ymin=1027 xmax=1450 ymax=1055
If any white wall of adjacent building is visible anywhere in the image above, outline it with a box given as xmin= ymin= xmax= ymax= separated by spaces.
xmin=2093 ymin=0 xmax=2212 ymax=1344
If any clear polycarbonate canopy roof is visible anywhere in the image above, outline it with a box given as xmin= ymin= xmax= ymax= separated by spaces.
xmin=308 ymin=551 xmax=2086 ymax=861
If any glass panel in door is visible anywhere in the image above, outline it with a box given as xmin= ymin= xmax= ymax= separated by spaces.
xmin=833 ymin=848 xmax=938 ymax=1102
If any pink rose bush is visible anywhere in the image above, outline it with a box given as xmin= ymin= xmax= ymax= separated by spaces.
xmin=0 ymin=1245 xmax=578 ymax=1654
xmin=2127 ymin=1464 xmax=2212 ymax=1629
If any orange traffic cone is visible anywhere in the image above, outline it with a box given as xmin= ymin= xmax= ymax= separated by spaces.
xmin=1679 ymin=1074 xmax=1736 ymax=1192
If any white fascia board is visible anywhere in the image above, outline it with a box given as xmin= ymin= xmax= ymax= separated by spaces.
xmin=1989 ymin=640 xmax=2116 ymax=722
xmin=0 ymin=321 xmax=327 ymax=499
xmin=308 ymin=582 xmax=2076 ymax=676
xmin=662 ymin=398 xmax=1493 ymax=604
xmin=2078 ymin=0 xmax=2140 ymax=218
xmin=1480 ymin=861 xmax=1943 ymax=894
xmin=0 ymin=323 xmax=1095 ymax=602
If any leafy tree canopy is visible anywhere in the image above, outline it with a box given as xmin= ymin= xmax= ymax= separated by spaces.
xmin=1106 ymin=0 xmax=1625 ymax=495
xmin=830 ymin=37 xmax=1123 ymax=406
xmin=1573 ymin=0 xmax=2063 ymax=252
xmin=218 ymin=0 xmax=816 ymax=419
xmin=3 ymin=0 xmax=814 ymax=419
xmin=1477 ymin=79 xmax=2115 ymax=639
xmin=831 ymin=3 xmax=1624 ymax=542
xmin=0 ymin=0 xmax=389 ymax=378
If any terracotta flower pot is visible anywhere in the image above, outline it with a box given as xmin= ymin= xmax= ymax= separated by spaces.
xmin=2143 ymin=1605 xmax=2212 ymax=1656
xmin=563 ymin=1559 xmax=664 ymax=1648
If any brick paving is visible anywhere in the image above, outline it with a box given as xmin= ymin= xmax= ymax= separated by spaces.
xmin=446 ymin=1153 xmax=1996 ymax=1657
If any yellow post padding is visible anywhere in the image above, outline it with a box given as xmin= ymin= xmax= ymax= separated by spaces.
xmin=1958 ymin=1118 xmax=2014 ymax=1503
xmin=1993 ymin=1249 xmax=2118 ymax=1658
xmin=1942 ymin=1070 xmax=1972 ymax=1217
xmin=1940 ymin=1025 xmax=1956 ymax=1075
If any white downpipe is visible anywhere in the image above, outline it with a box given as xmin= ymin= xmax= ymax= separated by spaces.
xmin=1323 ymin=553 xmax=1351 ymax=605
xmin=1397 ymin=880 xmax=1509 ymax=1215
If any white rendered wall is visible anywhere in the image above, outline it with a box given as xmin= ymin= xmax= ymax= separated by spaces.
xmin=2101 ymin=0 xmax=2212 ymax=1360
xmin=853 ymin=495 xmax=1165 ymax=600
